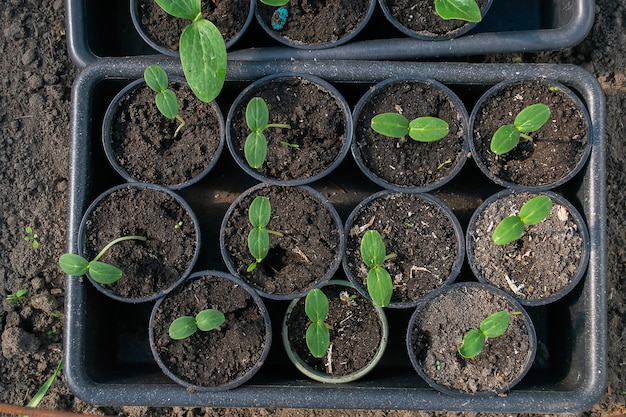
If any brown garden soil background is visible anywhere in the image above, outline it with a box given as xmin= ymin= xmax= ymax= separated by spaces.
xmin=0 ymin=0 xmax=624 ymax=416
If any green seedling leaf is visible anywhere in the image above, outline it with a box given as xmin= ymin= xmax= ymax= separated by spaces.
xmin=458 ymin=328 xmax=485 ymax=358
xmin=245 ymin=131 xmax=269 ymax=169
xmin=479 ymin=310 xmax=510 ymax=338
xmin=246 ymin=97 xmax=269 ymax=131
xmin=306 ymin=322 xmax=330 ymax=358
xmin=169 ymin=316 xmax=198 ymax=340
xmin=248 ymin=227 xmax=270 ymax=262
xmin=367 ymin=266 xmax=393 ymax=308
xmin=155 ymin=89 xmax=179 ymax=120
xmin=514 ymin=103 xmax=551 ymax=133
xmin=305 ymin=288 xmax=329 ymax=322
xmin=491 ymin=215 xmax=525 ymax=245
xmin=88 ymin=261 xmax=123 ymax=284
xmin=196 ymin=309 xmax=225 ymax=331
xmin=247 ymin=196 xmax=282 ymax=268
xmin=490 ymin=124 xmax=521 ymax=155
xmin=26 ymin=357 xmax=63 ymax=410
xmin=360 ymin=230 xmax=387 ymax=268
xmin=260 ymin=0 xmax=290 ymax=5
xmin=408 ymin=117 xmax=449 ymax=142
xmin=305 ymin=288 xmax=331 ymax=358
xmin=435 ymin=0 xmax=482 ymax=22
xmin=243 ymin=97 xmax=290 ymax=168
xmin=249 ymin=196 xmax=271 ymax=227
xmin=7 ymin=288 xmax=28 ymax=305
xmin=144 ymin=65 xmax=169 ymax=93
xmin=371 ymin=113 xmax=410 ymax=138
xmin=155 ymin=0 xmax=200 ymax=20
xmin=518 ymin=195 xmax=552 ymax=225
xmin=59 ymin=253 xmax=89 ymax=276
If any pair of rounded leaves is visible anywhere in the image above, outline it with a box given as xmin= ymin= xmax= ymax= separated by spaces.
xmin=144 ymin=65 xmax=179 ymax=120
xmin=169 ymin=309 xmax=226 ymax=340
xmin=371 ymin=113 xmax=449 ymax=143
xmin=492 ymin=195 xmax=553 ymax=245
xmin=490 ymin=103 xmax=551 ymax=155
xmin=458 ymin=310 xmax=511 ymax=358
xmin=155 ymin=0 xmax=226 ymax=103
xmin=59 ymin=253 xmax=123 ymax=285
xmin=435 ymin=0 xmax=482 ymax=22
xmin=304 ymin=288 xmax=330 ymax=358
xmin=360 ymin=230 xmax=394 ymax=308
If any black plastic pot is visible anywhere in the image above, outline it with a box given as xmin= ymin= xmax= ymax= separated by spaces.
xmin=64 ymin=59 xmax=605 ymax=413
xmin=65 ymin=0 xmax=595 ymax=68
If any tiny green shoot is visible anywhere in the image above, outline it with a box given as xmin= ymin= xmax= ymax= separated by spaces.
xmin=492 ymin=195 xmax=553 ymax=245
xmin=437 ymin=158 xmax=452 ymax=169
xmin=24 ymin=226 xmax=39 ymax=249
xmin=490 ymin=103 xmax=551 ymax=155
xmin=360 ymin=230 xmax=397 ymax=307
xmin=247 ymin=196 xmax=284 ymax=272
xmin=260 ymin=0 xmax=290 ymax=5
xmin=174 ymin=220 xmax=184 ymax=231
xmin=434 ymin=0 xmax=482 ymax=22
xmin=58 ymin=235 xmax=147 ymax=284
xmin=549 ymin=86 xmax=560 ymax=92
xmin=244 ymin=97 xmax=291 ymax=168
xmin=24 ymin=357 xmax=63 ymax=411
xmin=305 ymin=288 xmax=331 ymax=358
xmin=169 ymin=308 xmax=225 ymax=340
xmin=458 ymin=310 xmax=511 ymax=358
xmin=371 ymin=112 xmax=449 ymax=143
xmin=7 ymin=288 xmax=28 ymax=305
xmin=144 ymin=65 xmax=186 ymax=137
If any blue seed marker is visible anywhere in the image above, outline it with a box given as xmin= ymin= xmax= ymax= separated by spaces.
xmin=271 ymin=7 xmax=288 ymax=30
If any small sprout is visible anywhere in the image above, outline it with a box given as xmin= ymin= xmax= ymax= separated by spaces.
xmin=25 ymin=226 xmax=39 ymax=249
xmin=437 ymin=158 xmax=452 ymax=170
xmin=280 ymin=141 xmax=299 ymax=148
xmin=360 ymin=230 xmax=397 ymax=307
xmin=244 ymin=97 xmax=291 ymax=168
xmin=144 ymin=65 xmax=186 ymax=138
xmin=492 ymin=195 xmax=553 ymax=245
xmin=247 ymin=196 xmax=283 ymax=272
xmin=490 ymin=103 xmax=551 ymax=155
xmin=25 ymin=357 xmax=63 ymax=410
xmin=58 ymin=235 xmax=147 ymax=284
xmin=435 ymin=360 xmax=441 ymax=370
xmin=549 ymin=86 xmax=560 ymax=92
xmin=174 ymin=220 xmax=184 ymax=231
xmin=7 ymin=288 xmax=28 ymax=305
xmin=169 ymin=308 xmax=225 ymax=340
xmin=458 ymin=310 xmax=511 ymax=358
xmin=434 ymin=0 xmax=482 ymax=22
xmin=305 ymin=288 xmax=331 ymax=358
xmin=371 ymin=112 xmax=449 ymax=144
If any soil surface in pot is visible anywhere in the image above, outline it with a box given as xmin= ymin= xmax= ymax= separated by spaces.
xmin=472 ymin=79 xmax=590 ymax=188
xmin=354 ymin=79 xmax=466 ymax=189
xmin=223 ymin=186 xmax=341 ymax=296
xmin=109 ymin=81 xmax=222 ymax=187
xmin=468 ymin=192 xmax=586 ymax=303
xmin=152 ymin=274 xmax=268 ymax=387
xmin=410 ymin=284 xmax=533 ymax=394
xmin=83 ymin=186 xmax=197 ymax=299
xmin=136 ymin=0 xmax=250 ymax=50
xmin=257 ymin=0 xmax=370 ymax=45
xmin=345 ymin=193 xmax=460 ymax=306
xmin=383 ymin=0 xmax=490 ymax=36
xmin=230 ymin=76 xmax=347 ymax=182
xmin=286 ymin=283 xmax=384 ymax=377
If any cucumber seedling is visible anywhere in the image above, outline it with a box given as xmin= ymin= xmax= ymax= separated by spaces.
xmin=25 ymin=226 xmax=39 ymax=249
xmin=304 ymin=288 xmax=332 ymax=358
xmin=371 ymin=112 xmax=449 ymax=144
xmin=59 ymin=235 xmax=147 ymax=284
xmin=247 ymin=196 xmax=284 ymax=272
xmin=360 ymin=230 xmax=397 ymax=307
xmin=491 ymin=195 xmax=553 ymax=245
xmin=458 ymin=310 xmax=514 ymax=358
xmin=169 ymin=309 xmax=225 ymax=340
xmin=490 ymin=103 xmax=551 ymax=155
xmin=435 ymin=0 xmax=482 ymax=23
xmin=244 ymin=97 xmax=291 ymax=169
xmin=144 ymin=65 xmax=186 ymax=138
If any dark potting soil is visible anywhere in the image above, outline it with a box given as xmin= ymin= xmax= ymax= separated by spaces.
xmin=285 ymin=284 xmax=384 ymax=377
xmin=257 ymin=0 xmax=371 ymax=45
xmin=83 ymin=186 xmax=197 ymax=299
xmin=152 ymin=274 xmax=268 ymax=387
xmin=136 ymin=0 xmax=250 ymax=50
xmin=468 ymin=192 xmax=586 ymax=303
xmin=410 ymin=285 xmax=533 ymax=394
xmin=383 ymin=0 xmax=490 ymax=36
xmin=230 ymin=76 xmax=347 ymax=182
xmin=223 ymin=186 xmax=341 ymax=296
xmin=345 ymin=193 xmax=460 ymax=306
xmin=472 ymin=79 xmax=590 ymax=188
xmin=354 ymin=80 xmax=467 ymax=188
xmin=109 ymin=81 xmax=222 ymax=187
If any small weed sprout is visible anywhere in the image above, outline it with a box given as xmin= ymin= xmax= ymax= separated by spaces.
xmin=371 ymin=112 xmax=449 ymax=144
xmin=434 ymin=0 xmax=482 ymax=22
xmin=169 ymin=309 xmax=225 ymax=340
xmin=247 ymin=196 xmax=284 ymax=272
xmin=491 ymin=195 xmax=552 ymax=245
xmin=7 ymin=288 xmax=28 ymax=305
xmin=360 ymin=230 xmax=397 ymax=307
xmin=458 ymin=311 xmax=513 ymax=358
xmin=25 ymin=226 xmax=39 ymax=249
xmin=25 ymin=357 xmax=63 ymax=410
xmin=59 ymin=235 xmax=147 ymax=284
xmin=244 ymin=97 xmax=291 ymax=168
xmin=305 ymin=288 xmax=332 ymax=358
xmin=490 ymin=103 xmax=551 ymax=155
xmin=174 ymin=220 xmax=184 ymax=232
xmin=144 ymin=65 xmax=186 ymax=137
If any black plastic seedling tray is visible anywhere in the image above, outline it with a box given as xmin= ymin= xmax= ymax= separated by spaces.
xmin=65 ymin=0 xmax=595 ymax=68
xmin=65 ymin=59 xmax=606 ymax=412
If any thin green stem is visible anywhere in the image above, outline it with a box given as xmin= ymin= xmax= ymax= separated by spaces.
xmin=384 ymin=253 xmax=397 ymax=262
xmin=266 ymin=123 xmax=291 ymax=129
xmin=174 ymin=115 xmax=186 ymax=138
xmin=92 ymin=235 xmax=147 ymax=263
xmin=519 ymin=133 xmax=534 ymax=142
xmin=267 ymin=229 xmax=284 ymax=237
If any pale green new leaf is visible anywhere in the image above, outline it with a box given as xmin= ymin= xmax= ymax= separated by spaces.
xmin=519 ymin=195 xmax=552 ymax=225
xmin=155 ymin=89 xmax=179 ymax=120
xmin=408 ymin=116 xmax=449 ymax=142
xmin=491 ymin=216 xmax=525 ymax=245
xmin=458 ymin=328 xmax=486 ymax=358
xmin=435 ymin=0 xmax=482 ymax=22
xmin=514 ymin=103 xmax=551 ymax=133
xmin=371 ymin=113 xmax=410 ymax=139
xmin=144 ymin=65 xmax=169 ymax=92
xmin=196 ymin=309 xmax=225 ymax=331
xmin=490 ymin=124 xmax=521 ymax=155
xmin=479 ymin=310 xmax=511 ymax=338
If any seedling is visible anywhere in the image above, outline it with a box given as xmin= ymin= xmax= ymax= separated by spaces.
xmin=25 ymin=226 xmax=39 ymax=249
xmin=6 ymin=288 xmax=27 ymax=305
xmin=360 ymin=230 xmax=397 ymax=307
xmin=58 ymin=235 xmax=147 ymax=284
xmin=169 ymin=308 xmax=225 ymax=340
xmin=371 ymin=112 xmax=449 ymax=143
xmin=247 ymin=196 xmax=284 ymax=272
xmin=458 ymin=310 xmax=512 ymax=358
xmin=24 ymin=357 xmax=63 ymax=410
xmin=144 ymin=65 xmax=186 ymax=137
xmin=490 ymin=103 xmax=551 ymax=155
xmin=305 ymin=288 xmax=331 ymax=358
xmin=491 ymin=195 xmax=553 ymax=245
xmin=174 ymin=220 xmax=184 ymax=232
xmin=435 ymin=0 xmax=482 ymax=22
xmin=244 ymin=97 xmax=291 ymax=169
xmin=155 ymin=0 xmax=226 ymax=103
